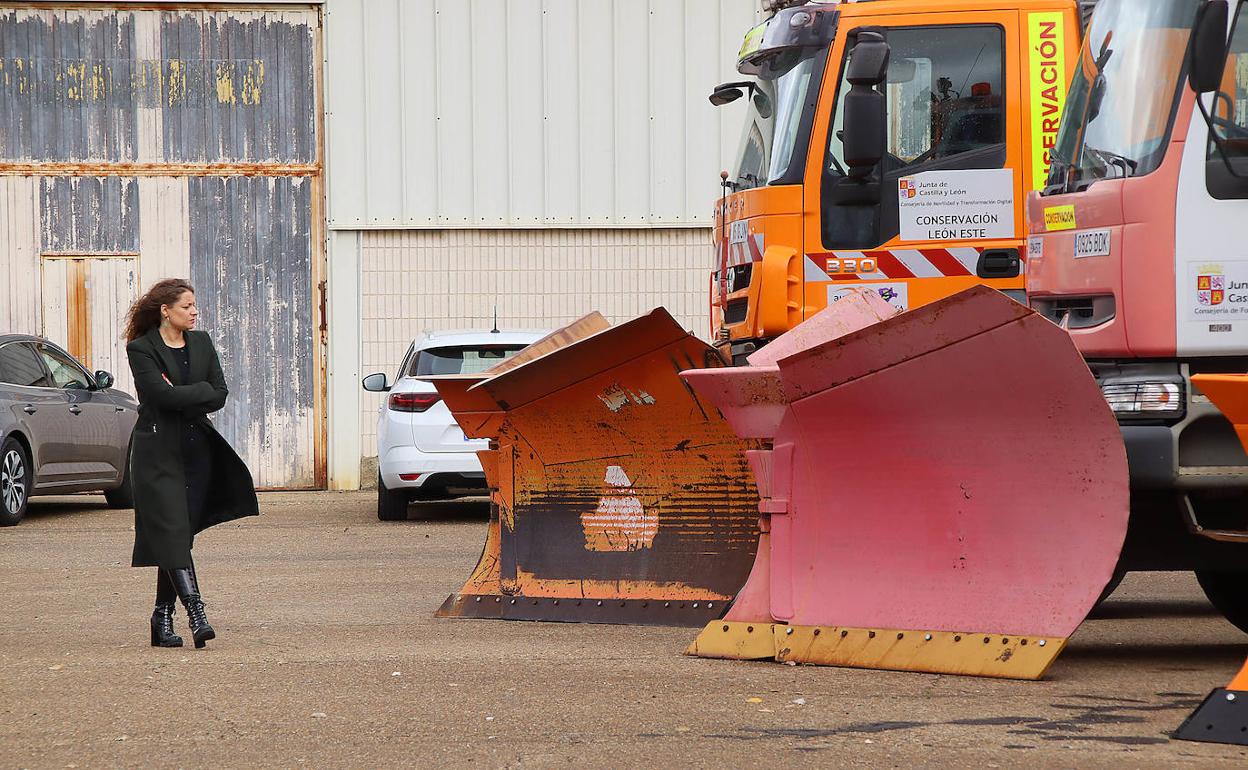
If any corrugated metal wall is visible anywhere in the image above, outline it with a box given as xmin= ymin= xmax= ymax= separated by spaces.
xmin=356 ymin=227 xmax=712 ymax=455
xmin=325 ymin=0 xmax=758 ymax=229
xmin=157 ymin=12 xmax=318 ymax=163
xmin=190 ymin=175 xmax=317 ymax=488
xmin=1 ymin=176 xmax=45 ymax=333
xmin=39 ymin=177 xmax=139 ymax=252
xmin=0 ymin=5 xmax=324 ymax=489
xmin=0 ymin=10 xmax=138 ymax=161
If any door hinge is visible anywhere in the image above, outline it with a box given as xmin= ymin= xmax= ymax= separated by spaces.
xmin=318 ymin=280 xmax=328 ymax=342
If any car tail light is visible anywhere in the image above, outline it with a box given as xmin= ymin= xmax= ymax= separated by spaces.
xmin=389 ymin=392 xmax=441 ymax=412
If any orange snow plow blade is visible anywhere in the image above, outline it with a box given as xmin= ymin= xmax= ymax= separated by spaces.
xmin=1192 ymin=374 xmax=1248 ymax=452
xmin=433 ymin=312 xmax=612 ymax=621
xmin=434 ymin=308 xmax=760 ymax=626
xmin=682 ymin=286 xmax=1130 ymax=679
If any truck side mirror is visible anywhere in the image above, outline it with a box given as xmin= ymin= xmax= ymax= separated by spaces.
xmin=1189 ymin=0 xmax=1248 ymax=183
xmin=1190 ymin=0 xmax=1229 ymax=93
xmin=847 ymin=30 xmax=890 ymax=86
xmin=709 ymin=81 xmax=751 ymax=106
xmin=1087 ymin=73 xmax=1107 ymax=122
xmin=838 ymin=31 xmax=890 ymax=202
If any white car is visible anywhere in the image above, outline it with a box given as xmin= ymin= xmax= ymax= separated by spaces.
xmin=362 ymin=329 xmax=547 ymax=520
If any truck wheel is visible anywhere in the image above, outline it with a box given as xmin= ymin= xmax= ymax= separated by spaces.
xmin=1195 ymin=570 xmax=1248 ymax=634
xmin=1 ymin=437 xmax=32 ymax=526
xmin=377 ymin=474 xmax=410 ymax=521
xmin=104 ymin=443 xmax=135 ymax=509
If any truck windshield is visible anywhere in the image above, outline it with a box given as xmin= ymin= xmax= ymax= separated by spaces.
xmin=828 ymin=26 xmax=1006 ymax=175
xmin=1049 ymin=0 xmax=1201 ymax=189
xmin=731 ymin=51 xmax=821 ymax=190
xmin=1207 ymin=0 xmax=1248 ymax=162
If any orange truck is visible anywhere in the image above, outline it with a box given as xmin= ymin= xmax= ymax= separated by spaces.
xmin=711 ymin=0 xmax=1082 ymax=362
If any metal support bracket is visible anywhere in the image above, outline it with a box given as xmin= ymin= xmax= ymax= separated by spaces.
xmin=1182 ymin=496 xmax=1248 ymax=543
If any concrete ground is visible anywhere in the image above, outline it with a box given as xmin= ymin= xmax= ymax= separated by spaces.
xmin=1 ymin=491 xmax=1246 ymax=769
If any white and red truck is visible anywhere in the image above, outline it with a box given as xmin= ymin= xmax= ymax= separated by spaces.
xmin=1027 ymin=0 xmax=1248 ymax=629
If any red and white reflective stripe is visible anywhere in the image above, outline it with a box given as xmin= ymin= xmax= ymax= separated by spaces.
xmin=811 ymin=247 xmax=1017 ymax=281
xmin=725 ymin=233 xmax=764 ymax=268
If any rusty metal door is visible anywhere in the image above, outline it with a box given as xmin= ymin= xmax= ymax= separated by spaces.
xmin=40 ymin=255 xmax=139 ymax=395
xmin=0 ymin=6 xmax=326 ymax=489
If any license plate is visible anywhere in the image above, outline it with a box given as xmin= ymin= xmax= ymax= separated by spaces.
xmin=729 ymin=220 xmax=748 ymax=245
xmin=1074 ymin=229 xmax=1111 ymax=258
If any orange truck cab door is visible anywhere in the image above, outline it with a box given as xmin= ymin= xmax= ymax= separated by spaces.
xmin=805 ymin=8 xmax=1029 ymax=319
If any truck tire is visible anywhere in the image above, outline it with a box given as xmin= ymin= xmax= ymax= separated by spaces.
xmin=1195 ymin=570 xmax=1248 ymax=634
xmin=1094 ymin=569 xmax=1127 ymax=608
xmin=377 ymin=474 xmax=410 ymax=521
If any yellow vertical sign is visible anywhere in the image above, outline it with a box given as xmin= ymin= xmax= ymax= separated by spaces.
xmin=1028 ymin=13 xmax=1067 ymax=191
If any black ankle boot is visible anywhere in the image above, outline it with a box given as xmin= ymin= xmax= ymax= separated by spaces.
xmin=169 ymin=567 xmax=216 ymax=648
xmin=150 ymin=602 xmax=183 ymax=647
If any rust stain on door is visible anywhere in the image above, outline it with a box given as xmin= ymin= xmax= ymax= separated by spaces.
xmin=65 ymin=260 xmax=91 ymax=368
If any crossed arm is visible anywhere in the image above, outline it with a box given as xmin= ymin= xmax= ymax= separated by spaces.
xmin=126 ymin=338 xmax=229 ymax=415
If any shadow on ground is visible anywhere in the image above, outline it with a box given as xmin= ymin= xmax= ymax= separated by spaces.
xmin=397 ymin=497 xmax=490 ymax=522
xmin=21 ymin=495 xmax=115 ymax=521
xmin=1089 ymin=598 xmax=1220 ymax=621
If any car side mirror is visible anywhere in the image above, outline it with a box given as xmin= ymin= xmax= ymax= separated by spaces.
xmin=94 ymin=371 xmax=114 ymax=390
xmin=1190 ymin=0 xmax=1229 ymax=93
xmin=362 ymin=372 xmax=391 ymax=392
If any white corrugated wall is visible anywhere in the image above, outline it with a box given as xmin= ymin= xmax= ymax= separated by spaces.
xmin=324 ymin=0 xmax=762 ymax=487
xmin=325 ymin=0 xmax=758 ymax=228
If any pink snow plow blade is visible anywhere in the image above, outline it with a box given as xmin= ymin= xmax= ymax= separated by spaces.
xmin=682 ymin=286 xmax=1130 ymax=679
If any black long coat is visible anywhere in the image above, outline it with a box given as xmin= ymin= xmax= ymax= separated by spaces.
xmin=127 ymin=328 xmax=259 ymax=568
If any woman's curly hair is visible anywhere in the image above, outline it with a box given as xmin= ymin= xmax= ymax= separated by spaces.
xmin=123 ymin=279 xmax=195 ymax=342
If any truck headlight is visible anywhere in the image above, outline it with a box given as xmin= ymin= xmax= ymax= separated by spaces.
xmin=1100 ymin=382 xmax=1184 ymax=417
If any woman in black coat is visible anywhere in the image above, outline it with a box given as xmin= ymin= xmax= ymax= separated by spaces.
xmin=123 ymin=278 xmax=259 ymax=649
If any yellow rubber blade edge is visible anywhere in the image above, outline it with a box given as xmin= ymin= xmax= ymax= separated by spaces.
xmin=689 ymin=622 xmax=1066 ymax=680
xmin=686 ymin=621 xmax=778 ymax=661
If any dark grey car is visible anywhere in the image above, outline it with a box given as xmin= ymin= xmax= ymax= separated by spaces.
xmin=0 ymin=334 xmax=138 ymax=525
